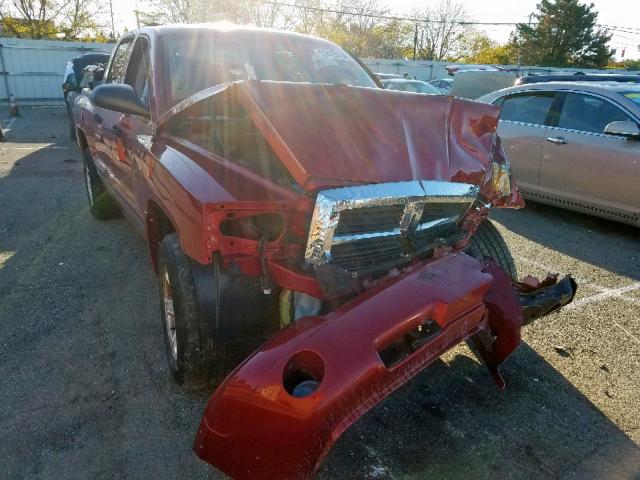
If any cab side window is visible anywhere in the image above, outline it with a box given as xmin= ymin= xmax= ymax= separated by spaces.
xmin=124 ymin=37 xmax=151 ymax=109
xmin=557 ymin=93 xmax=631 ymax=134
xmin=106 ymin=37 xmax=134 ymax=84
xmin=498 ymin=93 xmax=555 ymax=126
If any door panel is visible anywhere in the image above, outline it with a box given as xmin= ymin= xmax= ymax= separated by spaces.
xmin=538 ymin=92 xmax=640 ymax=216
xmin=539 ymin=128 xmax=640 ymax=215
xmin=497 ymin=121 xmax=548 ymax=193
xmin=92 ymin=36 xmax=134 ymax=197
xmin=494 ymin=91 xmax=557 ymax=193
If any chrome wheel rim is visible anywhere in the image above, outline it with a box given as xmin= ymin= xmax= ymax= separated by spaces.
xmin=84 ymin=164 xmax=94 ymax=205
xmin=162 ymin=269 xmax=178 ymax=361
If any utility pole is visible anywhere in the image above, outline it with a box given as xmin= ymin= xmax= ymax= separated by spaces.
xmin=109 ymin=0 xmax=116 ymax=40
xmin=413 ymin=23 xmax=418 ymax=60
xmin=135 ymin=10 xmax=141 ymax=29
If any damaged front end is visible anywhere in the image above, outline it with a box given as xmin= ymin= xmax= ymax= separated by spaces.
xmin=185 ymin=82 xmax=576 ymax=478
xmin=194 ymin=254 xmax=576 ymax=479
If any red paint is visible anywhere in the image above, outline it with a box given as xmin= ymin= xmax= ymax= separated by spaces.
xmin=193 ymin=253 xmax=522 ymax=479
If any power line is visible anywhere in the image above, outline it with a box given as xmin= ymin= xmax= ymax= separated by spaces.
xmin=263 ymin=1 xmax=526 ymax=26
xmin=263 ymin=0 xmax=640 ymax=33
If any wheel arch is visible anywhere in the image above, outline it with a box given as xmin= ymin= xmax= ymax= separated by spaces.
xmin=76 ymin=128 xmax=88 ymax=152
xmin=146 ymin=200 xmax=178 ymax=272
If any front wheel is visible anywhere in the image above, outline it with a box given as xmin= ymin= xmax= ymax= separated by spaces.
xmin=157 ymin=234 xmax=231 ymax=389
xmin=465 ymin=219 xmax=517 ymax=279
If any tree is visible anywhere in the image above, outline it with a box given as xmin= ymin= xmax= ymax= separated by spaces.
xmin=137 ymin=0 xmax=198 ymax=24
xmin=623 ymin=59 xmax=640 ymax=71
xmin=511 ymin=0 xmax=612 ymax=68
xmin=412 ymin=0 xmax=473 ymax=61
xmin=0 ymin=0 xmax=100 ymax=39
xmin=311 ymin=0 xmax=412 ymax=58
xmin=462 ymin=31 xmax=517 ymax=65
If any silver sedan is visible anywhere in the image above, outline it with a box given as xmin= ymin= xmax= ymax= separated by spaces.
xmin=478 ymin=82 xmax=640 ymax=227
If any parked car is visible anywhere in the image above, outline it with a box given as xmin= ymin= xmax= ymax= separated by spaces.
xmin=478 ymin=82 xmax=640 ymax=226
xmin=374 ymin=72 xmax=402 ymax=80
xmin=63 ymin=52 xmax=111 ymax=139
xmin=451 ymin=70 xmax=517 ymax=99
xmin=428 ymin=77 xmax=454 ymax=94
xmin=75 ymin=24 xmax=576 ymax=479
xmin=515 ymin=73 xmax=640 ymax=86
xmin=381 ymin=78 xmax=441 ymax=94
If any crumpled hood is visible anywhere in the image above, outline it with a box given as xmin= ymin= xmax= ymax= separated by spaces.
xmin=238 ymin=81 xmax=502 ymax=191
xmin=160 ymin=80 xmax=506 ymax=193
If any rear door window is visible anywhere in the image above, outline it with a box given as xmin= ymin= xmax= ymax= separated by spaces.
xmin=557 ymin=93 xmax=631 ymax=134
xmin=124 ymin=36 xmax=151 ymax=109
xmin=498 ymin=93 xmax=555 ymax=125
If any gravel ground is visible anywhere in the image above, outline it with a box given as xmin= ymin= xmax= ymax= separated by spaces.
xmin=1 ymin=107 xmax=639 ymax=480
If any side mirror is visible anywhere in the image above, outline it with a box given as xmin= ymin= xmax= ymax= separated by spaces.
xmin=604 ymin=120 xmax=640 ymax=138
xmin=91 ymin=84 xmax=149 ymax=118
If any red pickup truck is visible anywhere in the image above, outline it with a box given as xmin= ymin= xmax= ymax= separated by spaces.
xmin=74 ymin=24 xmax=576 ymax=479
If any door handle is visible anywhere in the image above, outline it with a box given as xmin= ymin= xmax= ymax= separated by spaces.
xmin=546 ymin=136 xmax=568 ymax=145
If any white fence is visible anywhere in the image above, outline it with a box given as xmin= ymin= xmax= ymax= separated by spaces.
xmin=0 ymin=37 xmax=113 ymax=106
xmin=0 ymin=37 xmax=638 ymax=106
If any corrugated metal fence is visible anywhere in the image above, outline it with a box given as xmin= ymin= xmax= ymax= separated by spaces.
xmin=0 ymin=37 xmax=637 ymax=106
xmin=0 ymin=37 xmax=113 ymax=106
xmin=363 ymin=58 xmax=640 ymax=82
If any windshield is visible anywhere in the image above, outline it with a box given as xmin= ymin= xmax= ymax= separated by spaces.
xmin=622 ymin=91 xmax=640 ymax=106
xmin=161 ymin=31 xmax=377 ymax=109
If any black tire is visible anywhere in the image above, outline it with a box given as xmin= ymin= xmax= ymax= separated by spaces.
xmin=82 ymin=149 xmax=120 ymax=220
xmin=157 ymin=234 xmax=228 ymax=389
xmin=66 ymin=102 xmax=76 ymax=140
xmin=465 ymin=219 xmax=517 ymax=279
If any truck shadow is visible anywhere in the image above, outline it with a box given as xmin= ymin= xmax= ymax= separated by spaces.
xmin=492 ymin=201 xmax=640 ymax=281
xmin=320 ymin=346 xmax=640 ymax=479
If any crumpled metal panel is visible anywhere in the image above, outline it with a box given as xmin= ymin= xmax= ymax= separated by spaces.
xmin=193 ymin=253 xmax=523 ymax=479
xmin=305 ymin=180 xmax=479 ymax=264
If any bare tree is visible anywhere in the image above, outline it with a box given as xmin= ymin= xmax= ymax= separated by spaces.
xmin=0 ymin=0 xmax=99 ymax=39
xmin=413 ymin=0 xmax=473 ymax=61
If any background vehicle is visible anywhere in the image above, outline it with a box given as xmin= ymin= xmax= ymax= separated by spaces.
xmin=478 ymin=82 xmax=640 ymax=226
xmin=374 ymin=72 xmax=402 ymax=80
xmin=63 ymin=53 xmax=111 ymax=139
xmin=381 ymin=78 xmax=441 ymax=94
xmin=451 ymin=70 xmax=517 ymax=99
xmin=515 ymin=73 xmax=640 ymax=86
xmin=428 ymin=77 xmax=453 ymax=94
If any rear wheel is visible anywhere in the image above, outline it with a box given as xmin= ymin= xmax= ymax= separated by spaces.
xmin=466 ymin=219 xmax=517 ymax=279
xmin=83 ymin=149 xmax=120 ymax=220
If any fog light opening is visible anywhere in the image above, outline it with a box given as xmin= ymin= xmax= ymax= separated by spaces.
xmin=283 ymin=350 xmax=324 ymax=398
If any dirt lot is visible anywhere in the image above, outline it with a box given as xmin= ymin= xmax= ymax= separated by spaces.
xmin=1 ymin=107 xmax=639 ymax=480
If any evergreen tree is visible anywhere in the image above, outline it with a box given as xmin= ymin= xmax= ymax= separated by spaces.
xmin=512 ymin=0 xmax=612 ymax=68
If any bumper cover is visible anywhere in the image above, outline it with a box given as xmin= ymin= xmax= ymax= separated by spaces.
xmin=194 ymin=252 xmax=539 ymax=479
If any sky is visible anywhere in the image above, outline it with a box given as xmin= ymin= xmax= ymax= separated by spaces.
xmin=108 ymin=0 xmax=640 ymax=60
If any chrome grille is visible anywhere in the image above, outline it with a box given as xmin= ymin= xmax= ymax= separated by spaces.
xmin=305 ymin=180 xmax=479 ymax=275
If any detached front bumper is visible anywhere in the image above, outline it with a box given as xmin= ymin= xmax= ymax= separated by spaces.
xmin=194 ymin=252 xmax=575 ymax=479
